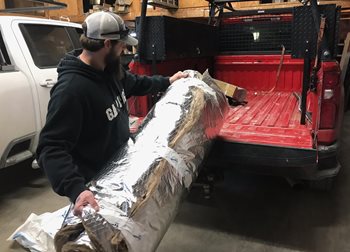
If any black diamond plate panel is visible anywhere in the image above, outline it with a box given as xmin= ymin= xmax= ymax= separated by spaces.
xmin=136 ymin=16 xmax=217 ymax=62
xmin=136 ymin=17 xmax=165 ymax=61
xmin=333 ymin=6 xmax=341 ymax=59
xmin=291 ymin=4 xmax=338 ymax=59
xmin=219 ymin=20 xmax=292 ymax=53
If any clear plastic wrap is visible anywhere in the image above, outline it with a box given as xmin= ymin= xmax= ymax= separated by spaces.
xmin=57 ymin=71 xmax=228 ymax=252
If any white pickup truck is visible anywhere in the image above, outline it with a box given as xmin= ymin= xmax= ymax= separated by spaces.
xmin=0 ymin=15 xmax=82 ymax=169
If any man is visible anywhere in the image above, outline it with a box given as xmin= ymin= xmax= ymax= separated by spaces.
xmin=36 ymin=11 xmax=187 ymax=216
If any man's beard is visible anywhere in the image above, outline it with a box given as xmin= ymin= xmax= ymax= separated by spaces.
xmin=105 ymin=49 xmax=118 ymax=66
xmin=105 ymin=50 xmax=124 ymax=80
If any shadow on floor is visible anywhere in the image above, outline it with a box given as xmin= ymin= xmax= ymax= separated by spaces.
xmin=0 ymin=160 xmax=46 ymax=203
xmin=173 ymin=111 xmax=350 ymax=252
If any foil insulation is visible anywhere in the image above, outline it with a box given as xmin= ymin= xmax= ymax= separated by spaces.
xmin=57 ymin=71 xmax=228 ymax=252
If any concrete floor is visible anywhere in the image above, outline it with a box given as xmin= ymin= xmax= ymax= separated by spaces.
xmin=1 ymin=111 xmax=349 ymax=252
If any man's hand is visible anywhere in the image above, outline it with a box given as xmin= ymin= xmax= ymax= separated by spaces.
xmin=73 ymin=190 xmax=100 ymax=216
xmin=169 ymin=71 xmax=189 ymax=84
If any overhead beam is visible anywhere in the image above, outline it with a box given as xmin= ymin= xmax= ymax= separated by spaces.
xmin=45 ymin=0 xmax=83 ymax=21
xmin=0 ymin=0 xmax=66 ymax=13
xmin=0 ymin=0 xmax=5 ymax=10
xmin=121 ymin=0 xmax=260 ymax=21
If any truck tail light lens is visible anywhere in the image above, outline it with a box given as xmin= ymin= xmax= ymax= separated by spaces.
xmin=323 ymin=89 xmax=334 ymax=100
xmin=319 ymin=64 xmax=340 ymax=130
xmin=320 ymin=102 xmax=336 ymax=129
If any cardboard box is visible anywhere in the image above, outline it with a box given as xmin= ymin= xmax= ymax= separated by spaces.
xmin=115 ymin=0 xmax=133 ymax=6
xmin=115 ymin=5 xmax=130 ymax=13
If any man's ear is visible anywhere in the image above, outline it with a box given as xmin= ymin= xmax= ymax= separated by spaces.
xmin=104 ymin=39 xmax=112 ymax=49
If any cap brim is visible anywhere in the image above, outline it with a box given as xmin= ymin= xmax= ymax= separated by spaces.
xmin=120 ymin=35 xmax=138 ymax=46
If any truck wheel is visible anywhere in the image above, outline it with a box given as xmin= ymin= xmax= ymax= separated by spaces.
xmin=345 ymin=86 xmax=350 ymax=111
xmin=308 ymin=177 xmax=335 ymax=191
xmin=344 ymin=67 xmax=350 ymax=111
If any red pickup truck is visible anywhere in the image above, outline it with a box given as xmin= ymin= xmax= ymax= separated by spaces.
xmin=128 ymin=4 xmax=344 ymax=190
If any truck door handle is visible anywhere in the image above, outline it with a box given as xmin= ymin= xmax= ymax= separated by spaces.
xmin=40 ymin=79 xmax=56 ymax=88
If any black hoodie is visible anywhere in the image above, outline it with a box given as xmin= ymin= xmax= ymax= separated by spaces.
xmin=36 ymin=49 xmax=170 ymax=203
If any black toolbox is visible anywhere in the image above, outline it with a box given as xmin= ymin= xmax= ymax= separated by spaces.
xmin=135 ymin=16 xmax=217 ymax=62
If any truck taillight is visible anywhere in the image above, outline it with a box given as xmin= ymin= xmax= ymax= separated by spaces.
xmin=323 ymin=89 xmax=334 ymax=99
xmin=319 ymin=64 xmax=341 ymax=131
xmin=320 ymin=102 xmax=336 ymax=129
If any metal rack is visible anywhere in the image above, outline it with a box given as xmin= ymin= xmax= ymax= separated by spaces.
xmin=206 ymin=0 xmax=261 ymax=25
xmin=205 ymin=0 xmax=317 ymax=25
xmin=148 ymin=0 xmax=179 ymax=9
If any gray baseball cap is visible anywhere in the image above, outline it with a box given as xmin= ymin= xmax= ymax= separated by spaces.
xmin=83 ymin=11 xmax=138 ymax=46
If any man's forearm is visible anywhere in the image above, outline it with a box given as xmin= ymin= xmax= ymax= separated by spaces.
xmin=38 ymin=146 xmax=87 ymax=203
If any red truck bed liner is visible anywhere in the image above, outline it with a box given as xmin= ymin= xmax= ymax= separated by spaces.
xmin=215 ymin=55 xmax=315 ymax=149
xmin=219 ymin=91 xmax=313 ymax=149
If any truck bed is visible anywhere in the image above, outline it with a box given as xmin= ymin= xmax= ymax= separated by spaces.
xmin=215 ymin=55 xmax=315 ymax=149
xmin=219 ymin=91 xmax=313 ymax=149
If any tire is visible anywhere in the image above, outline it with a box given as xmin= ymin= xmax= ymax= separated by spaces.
xmin=345 ymin=87 xmax=350 ymax=111
xmin=308 ymin=177 xmax=335 ymax=191
xmin=344 ymin=64 xmax=350 ymax=111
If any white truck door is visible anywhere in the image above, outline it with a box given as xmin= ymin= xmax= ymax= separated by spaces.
xmin=12 ymin=21 xmax=81 ymax=128
xmin=0 ymin=27 xmax=37 ymax=168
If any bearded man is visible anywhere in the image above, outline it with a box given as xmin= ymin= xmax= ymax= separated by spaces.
xmin=36 ymin=11 xmax=187 ymax=216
